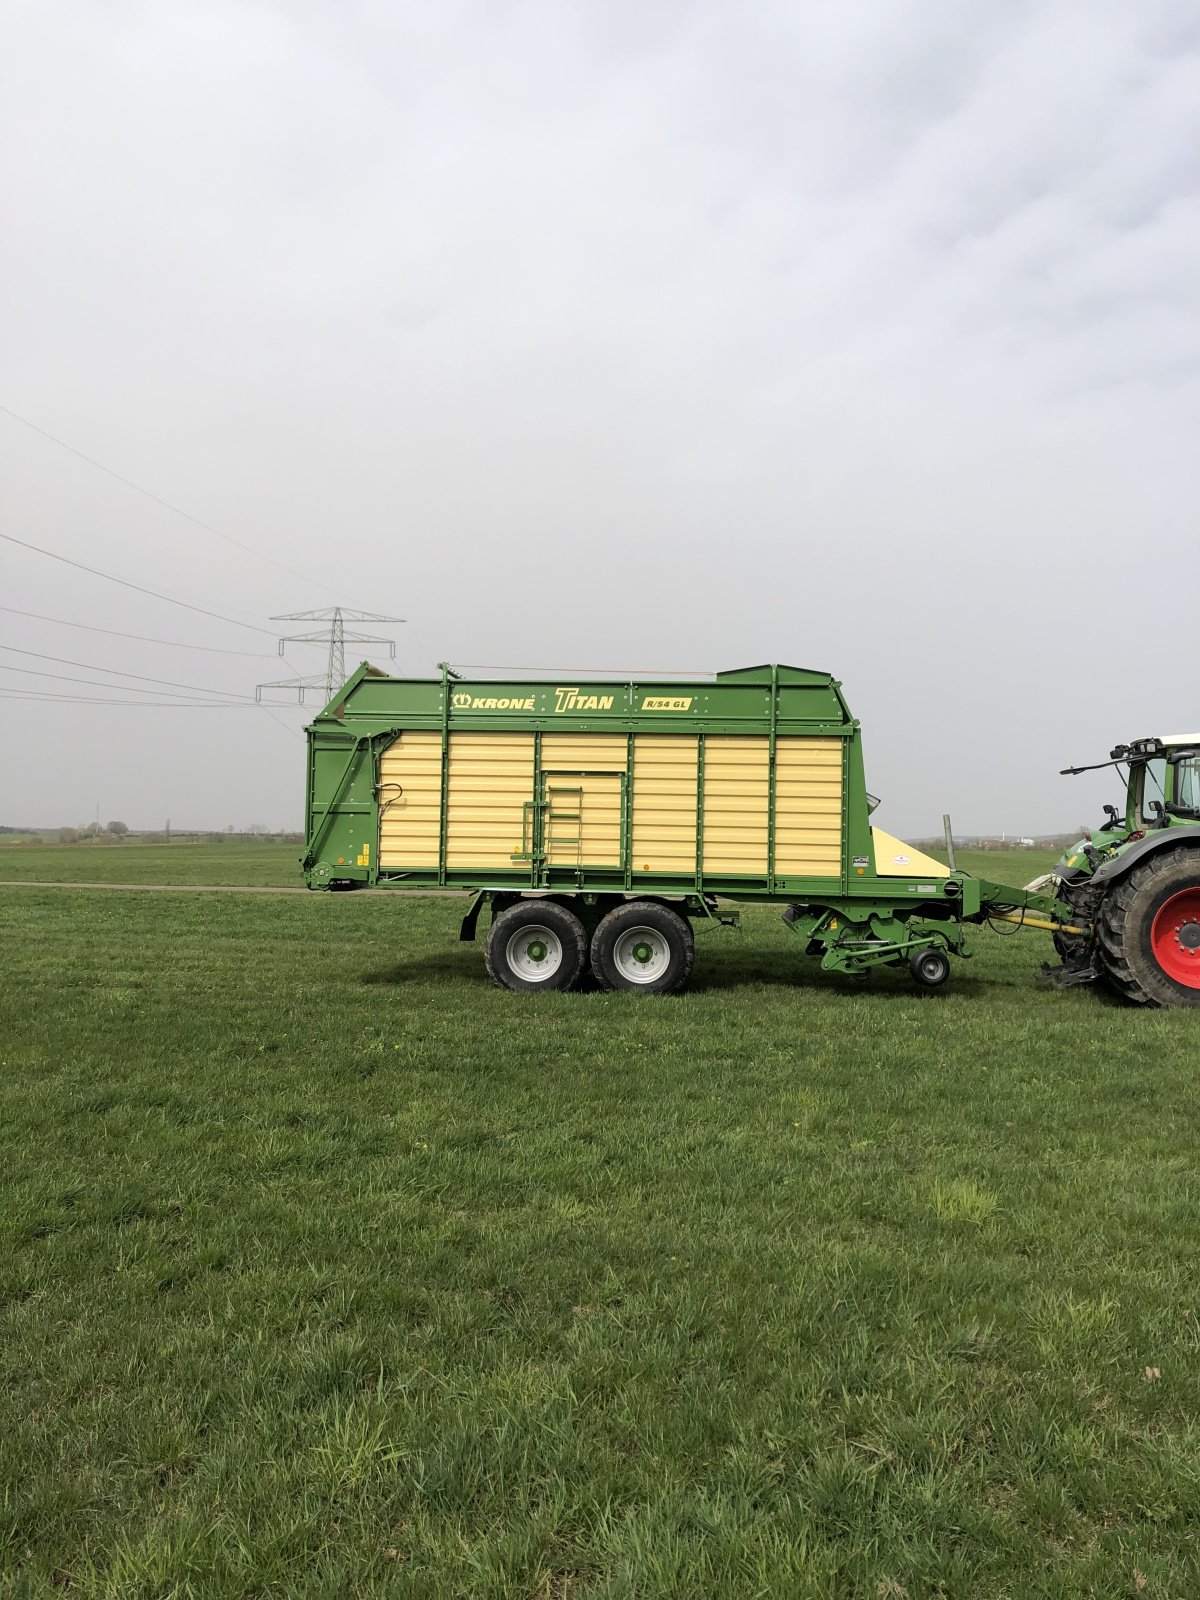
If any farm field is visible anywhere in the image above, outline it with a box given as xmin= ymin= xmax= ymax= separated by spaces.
xmin=3 ymin=850 xmax=1199 ymax=1597
xmin=0 ymin=839 xmax=1046 ymax=893
xmin=0 ymin=840 xmax=300 ymax=888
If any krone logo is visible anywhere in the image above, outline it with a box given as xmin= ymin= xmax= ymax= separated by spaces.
xmin=452 ymin=691 xmax=534 ymax=710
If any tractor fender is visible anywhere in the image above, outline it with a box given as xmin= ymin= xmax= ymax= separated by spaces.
xmin=1090 ymin=826 xmax=1200 ymax=887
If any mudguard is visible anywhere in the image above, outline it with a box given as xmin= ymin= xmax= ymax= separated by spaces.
xmin=1090 ymin=825 xmax=1200 ymax=886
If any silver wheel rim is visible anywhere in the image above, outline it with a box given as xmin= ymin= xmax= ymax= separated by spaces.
xmin=506 ymin=923 xmax=563 ymax=982
xmin=612 ymin=924 xmax=671 ymax=985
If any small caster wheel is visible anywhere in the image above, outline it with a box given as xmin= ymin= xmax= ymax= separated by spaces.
xmin=909 ymin=947 xmax=951 ymax=989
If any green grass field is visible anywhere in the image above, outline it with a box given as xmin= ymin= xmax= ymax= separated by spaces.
xmin=0 ymin=840 xmax=299 ymax=888
xmin=3 ymin=846 xmax=1198 ymax=1597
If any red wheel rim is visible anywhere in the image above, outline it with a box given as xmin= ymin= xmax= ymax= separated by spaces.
xmin=1151 ymin=888 xmax=1200 ymax=988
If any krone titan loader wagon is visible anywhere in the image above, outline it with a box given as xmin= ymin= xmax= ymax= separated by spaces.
xmin=302 ymin=663 xmax=1199 ymax=1003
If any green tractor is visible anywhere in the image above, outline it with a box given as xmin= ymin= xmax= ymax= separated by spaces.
xmin=1047 ymin=735 xmax=1200 ymax=1006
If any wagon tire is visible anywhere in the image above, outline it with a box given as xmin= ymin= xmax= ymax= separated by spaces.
xmin=590 ymin=901 xmax=694 ymax=995
xmin=1096 ymin=848 xmax=1200 ymax=1008
xmin=485 ymin=900 xmax=589 ymax=993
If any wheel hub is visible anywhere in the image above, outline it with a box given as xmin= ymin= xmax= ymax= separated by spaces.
xmin=612 ymin=925 xmax=670 ymax=984
xmin=1150 ymin=889 xmax=1200 ymax=988
xmin=506 ymin=924 xmax=563 ymax=982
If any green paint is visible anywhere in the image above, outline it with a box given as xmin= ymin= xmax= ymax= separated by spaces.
xmin=303 ymin=661 xmax=1078 ymax=981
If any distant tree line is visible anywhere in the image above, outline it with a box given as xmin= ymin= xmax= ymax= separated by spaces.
xmin=26 ymin=824 xmax=306 ymax=846
xmin=56 ymin=821 xmax=129 ymax=843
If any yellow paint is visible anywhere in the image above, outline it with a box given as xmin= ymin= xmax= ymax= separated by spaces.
xmin=773 ymin=736 xmax=843 ymax=877
xmin=446 ymin=731 xmax=535 ymax=870
xmin=378 ymin=730 xmax=442 ymax=868
xmin=871 ymin=827 xmax=950 ymax=878
xmin=540 ymin=733 xmax=625 ymax=867
xmin=632 ymin=734 xmax=698 ymax=873
xmin=379 ymin=727 xmax=854 ymax=882
xmin=702 ymin=736 xmax=770 ymax=874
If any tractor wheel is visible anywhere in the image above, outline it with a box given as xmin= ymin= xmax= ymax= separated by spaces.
xmin=1096 ymin=848 xmax=1200 ymax=1008
xmin=484 ymin=899 xmax=588 ymax=993
xmin=590 ymin=901 xmax=695 ymax=994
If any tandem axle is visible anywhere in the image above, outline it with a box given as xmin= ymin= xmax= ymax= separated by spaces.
xmin=452 ymin=872 xmax=1076 ymax=995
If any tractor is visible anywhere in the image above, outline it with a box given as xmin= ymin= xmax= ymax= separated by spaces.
xmin=1045 ymin=735 xmax=1200 ymax=1006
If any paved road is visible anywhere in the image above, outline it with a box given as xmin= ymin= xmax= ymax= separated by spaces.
xmin=0 ymin=881 xmax=467 ymax=896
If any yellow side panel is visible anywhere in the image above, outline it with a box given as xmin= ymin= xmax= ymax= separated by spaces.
xmin=702 ymin=736 xmax=769 ymax=875
xmin=378 ymin=730 xmax=443 ymax=869
xmin=540 ymin=734 xmax=625 ymax=867
xmin=446 ymin=732 xmax=535 ymax=870
xmin=872 ymin=827 xmax=950 ymax=878
xmin=774 ymin=736 xmax=844 ymax=878
xmin=631 ymin=735 xmax=698 ymax=874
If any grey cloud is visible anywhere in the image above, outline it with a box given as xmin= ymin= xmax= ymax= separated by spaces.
xmin=2 ymin=0 xmax=1198 ymax=835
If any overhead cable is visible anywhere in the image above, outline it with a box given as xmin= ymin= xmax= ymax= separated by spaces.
xmin=0 ymin=605 xmax=275 ymax=657
xmin=0 ymin=687 xmax=255 ymax=707
xmin=0 ymin=401 xmax=339 ymax=595
xmin=0 ymin=664 xmax=247 ymax=703
xmin=0 ymin=532 xmax=277 ymax=636
xmin=0 ymin=641 xmax=256 ymax=697
xmin=0 ymin=643 xmax=255 ymax=699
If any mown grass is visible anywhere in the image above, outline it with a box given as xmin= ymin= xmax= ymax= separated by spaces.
xmin=3 ymin=856 xmax=1199 ymax=1597
xmin=0 ymin=841 xmax=300 ymax=888
xmin=0 ymin=840 xmax=1041 ymax=893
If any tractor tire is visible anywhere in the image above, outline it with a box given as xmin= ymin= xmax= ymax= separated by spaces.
xmin=485 ymin=899 xmax=589 ymax=993
xmin=590 ymin=901 xmax=695 ymax=995
xmin=1096 ymin=848 xmax=1200 ymax=1008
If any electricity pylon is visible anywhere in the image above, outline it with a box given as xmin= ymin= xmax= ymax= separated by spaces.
xmin=257 ymin=607 xmax=404 ymax=704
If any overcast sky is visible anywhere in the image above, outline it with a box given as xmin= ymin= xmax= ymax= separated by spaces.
xmin=2 ymin=0 xmax=1198 ymax=838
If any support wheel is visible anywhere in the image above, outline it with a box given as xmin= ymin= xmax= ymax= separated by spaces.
xmin=484 ymin=900 xmax=588 ymax=993
xmin=909 ymin=946 xmax=951 ymax=990
xmin=590 ymin=901 xmax=695 ymax=995
xmin=1097 ymin=849 xmax=1200 ymax=1007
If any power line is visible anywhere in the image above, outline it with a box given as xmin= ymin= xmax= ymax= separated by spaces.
xmin=0 ymin=532 xmax=277 ymax=637
xmin=0 ymin=605 xmax=275 ymax=657
xmin=258 ymin=703 xmax=304 ymax=739
xmin=0 ymin=664 xmax=246 ymax=703
xmin=0 ymin=643 xmax=256 ymax=699
xmin=0 ymin=401 xmax=339 ymax=596
xmin=0 ymin=687 xmax=255 ymax=707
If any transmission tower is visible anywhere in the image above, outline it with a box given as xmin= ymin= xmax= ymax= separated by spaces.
xmin=257 ymin=607 xmax=405 ymax=704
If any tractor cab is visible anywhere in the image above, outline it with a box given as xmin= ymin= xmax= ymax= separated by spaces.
xmin=1131 ymin=739 xmax=1200 ymax=825
xmin=1111 ymin=737 xmax=1200 ymax=831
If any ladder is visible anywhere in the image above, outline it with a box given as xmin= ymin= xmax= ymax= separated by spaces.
xmin=544 ymin=785 xmax=583 ymax=866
